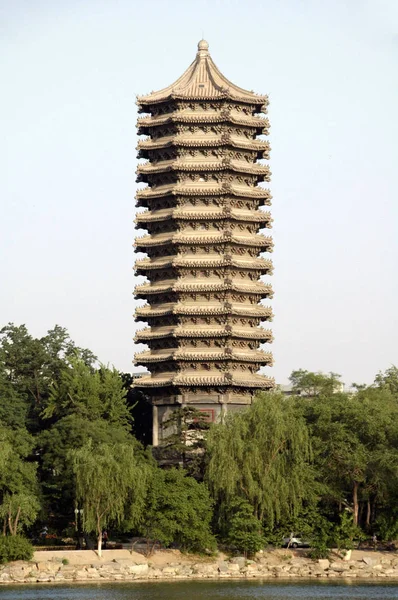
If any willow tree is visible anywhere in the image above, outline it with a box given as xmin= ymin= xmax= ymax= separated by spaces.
xmin=205 ymin=392 xmax=314 ymax=526
xmin=70 ymin=440 xmax=151 ymax=556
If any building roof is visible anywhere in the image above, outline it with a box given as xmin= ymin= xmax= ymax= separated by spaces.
xmin=137 ymin=40 xmax=268 ymax=107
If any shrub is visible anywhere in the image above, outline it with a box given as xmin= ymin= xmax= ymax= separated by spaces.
xmin=308 ymin=543 xmax=330 ymax=560
xmin=226 ymin=499 xmax=265 ymax=557
xmin=0 ymin=535 xmax=34 ymax=563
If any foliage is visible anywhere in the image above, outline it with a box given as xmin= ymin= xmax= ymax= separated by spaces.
xmin=39 ymin=360 xmax=134 ymax=529
xmin=42 ymin=359 xmax=131 ymax=426
xmin=308 ymin=542 xmax=330 ymax=560
xmin=0 ymin=323 xmax=96 ymax=430
xmin=374 ymin=366 xmax=398 ymax=398
xmin=206 ymin=392 xmax=314 ymax=526
xmin=70 ymin=439 xmax=151 ymax=555
xmin=2 ymin=322 xmax=398 ymax=552
xmin=296 ymin=384 xmax=398 ymax=527
xmin=332 ymin=512 xmax=364 ymax=551
xmin=0 ymin=535 xmax=33 ymax=563
xmin=374 ymin=514 xmax=398 ymax=541
xmin=139 ymin=468 xmax=216 ymax=553
xmin=0 ymin=425 xmax=40 ymax=535
xmin=289 ymin=369 xmax=342 ymax=397
xmin=158 ymin=406 xmax=210 ymax=477
xmin=119 ymin=374 xmax=152 ymax=446
xmin=225 ymin=499 xmax=265 ymax=557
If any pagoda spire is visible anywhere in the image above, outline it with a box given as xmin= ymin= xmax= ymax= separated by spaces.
xmin=134 ymin=40 xmax=274 ymax=446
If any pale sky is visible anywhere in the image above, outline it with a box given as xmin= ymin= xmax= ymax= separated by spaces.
xmin=1 ymin=0 xmax=397 ymax=386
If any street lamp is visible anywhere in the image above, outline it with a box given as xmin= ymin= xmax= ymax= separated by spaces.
xmin=74 ymin=507 xmax=84 ymax=549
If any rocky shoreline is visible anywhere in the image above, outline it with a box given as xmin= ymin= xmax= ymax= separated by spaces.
xmin=2 ymin=549 xmax=398 ymax=584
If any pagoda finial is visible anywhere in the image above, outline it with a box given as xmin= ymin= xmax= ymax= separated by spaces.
xmin=197 ymin=39 xmax=209 ymax=56
xmin=198 ymin=39 xmax=209 ymax=51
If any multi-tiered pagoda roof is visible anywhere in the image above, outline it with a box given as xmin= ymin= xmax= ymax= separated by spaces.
xmin=134 ymin=40 xmax=274 ymax=445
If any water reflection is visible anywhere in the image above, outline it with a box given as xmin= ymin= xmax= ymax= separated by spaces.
xmin=1 ymin=581 xmax=398 ymax=600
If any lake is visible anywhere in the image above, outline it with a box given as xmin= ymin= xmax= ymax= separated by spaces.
xmin=1 ymin=581 xmax=398 ymax=600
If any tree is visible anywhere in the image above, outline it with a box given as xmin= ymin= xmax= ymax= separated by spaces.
xmin=0 ymin=426 xmax=40 ymax=536
xmin=297 ymin=384 xmax=398 ymax=528
xmin=157 ymin=406 xmax=210 ymax=477
xmin=374 ymin=366 xmax=398 ymax=398
xmin=0 ymin=323 xmax=96 ymax=433
xmin=139 ymin=468 xmax=216 ymax=554
xmin=206 ymin=392 xmax=314 ymax=526
xmin=120 ymin=374 xmax=152 ymax=447
xmin=289 ymin=369 xmax=342 ymax=397
xmin=42 ymin=359 xmax=131 ymax=426
xmin=225 ymin=499 xmax=265 ymax=557
xmin=70 ymin=440 xmax=150 ymax=556
xmin=39 ymin=360 xmax=134 ymax=528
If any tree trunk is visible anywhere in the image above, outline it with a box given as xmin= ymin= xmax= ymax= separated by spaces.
xmin=353 ymin=481 xmax=359 ymax=526
xmin=366 ymin=500 xmax=371 ymax=528
xmin=97 ymin=530 xmax=102 ymax=557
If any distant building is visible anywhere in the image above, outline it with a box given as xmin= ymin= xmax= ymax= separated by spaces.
xmin=133 ymin=40 xmax=274 ymax=446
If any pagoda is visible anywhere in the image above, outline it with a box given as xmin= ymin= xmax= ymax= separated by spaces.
xmin=134 ymin=40 xmax=274 ymax=446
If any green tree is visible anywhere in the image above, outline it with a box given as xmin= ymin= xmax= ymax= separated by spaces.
xmin=140 ymin=468 xmax=216 ymax=554
xmin=70 ymin=440 xmax=150 ymax=556
xmin=157 ymin=406 xmax=210 ymax=477
xmin=206 ymin=392 xmax=314 ymax=526
xmin=225 ymin=499 xmax=265 ymax=557
xmin=297 ymin=384 xmax=398 ymax=527
xmin=289 ymin=369 xmax=342 ymax=396
xmin=39 ymin=360 xmax=133 ymax=528
xmin=43 ymin=359 xmax=130 ymax=426
xmin=0 ymin=323 xmax=96 ymax=433
xmin=374 ymin=366 xmax=398 ymax=398
xmin=0 ymin=426 xmax=40 ymax=535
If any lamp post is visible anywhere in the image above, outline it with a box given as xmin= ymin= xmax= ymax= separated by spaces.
xmin=74 ymin=507 xmax=84 ymax=549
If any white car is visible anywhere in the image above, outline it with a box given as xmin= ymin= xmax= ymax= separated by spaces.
xmin=282 ymin=535 xmax=309 ymax=548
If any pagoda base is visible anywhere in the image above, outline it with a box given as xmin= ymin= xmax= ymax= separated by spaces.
xmin=151 ymin=391 xmax=254 ymax=447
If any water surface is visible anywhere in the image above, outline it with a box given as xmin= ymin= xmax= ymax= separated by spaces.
xmin=1 ymin=581 xmax=398 ymax=600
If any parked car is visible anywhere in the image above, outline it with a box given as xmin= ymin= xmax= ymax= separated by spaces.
xmin=282 ymin=535 xmax=310 ymax=548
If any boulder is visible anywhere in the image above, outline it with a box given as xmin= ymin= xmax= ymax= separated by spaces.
xmin=329 ymin=562 xmax=346 ymax=572
xmin=75 ymin=569 xmax=88 ymax=579
xmin=218 ymin=562 xmax=229 ymax=573
xmin=162 ymin=567 xmax=177 ymax=575
xmin=230 ymin=556 xmax=246 ymax=568
xmin=318 ymin=559 xmax=330 ymax=570
xmin=129 ymin=563 xmax=149 ymax=575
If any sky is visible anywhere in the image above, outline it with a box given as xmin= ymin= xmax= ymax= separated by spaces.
xmin=1 ymin=0 xmax=397 ymax=386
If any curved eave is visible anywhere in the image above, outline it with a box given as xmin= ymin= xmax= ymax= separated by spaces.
xmin=134 ymin=350 xmax=273 ymax=365
xmin=135 ymin=186 xmax=272 ymax=204
xmin=137 ymin=113 xmax=269 ymax=129
xmin=135 ymin=233 xmax=273 ymax=251
xmin=134 ymin=327 xmax=273 ymax=342
xmin=133 ymin=373 xmax=274 ymax=389
xmin=135 ymin=208 xmax=272 ymax=227
xmin=134 ymin=304 xmax=273 ymax=320
xmin=136 ymin=136 xmax=270 ymax=153
xmin=134 ymin=281 xmax=273 ymax=298
xmin=136 ymin=161 xmax=271 ymax=180
xmin=137 ymin=117 xmax=269 ymax=137
xmin=134 ymin=257 xmax=273 ymax=273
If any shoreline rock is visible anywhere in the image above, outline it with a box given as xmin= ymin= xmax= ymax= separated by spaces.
xmin=2 ymin=550 xmax=398 ymax=585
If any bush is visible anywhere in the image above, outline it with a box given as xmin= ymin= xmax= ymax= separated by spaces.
xmin=0 ymin=535 xmax=34 ymax=563
xmin=308 ymin=543 xmax=330 ymax=560
xmin=226 ymin=499 xmax=265 ymax=557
